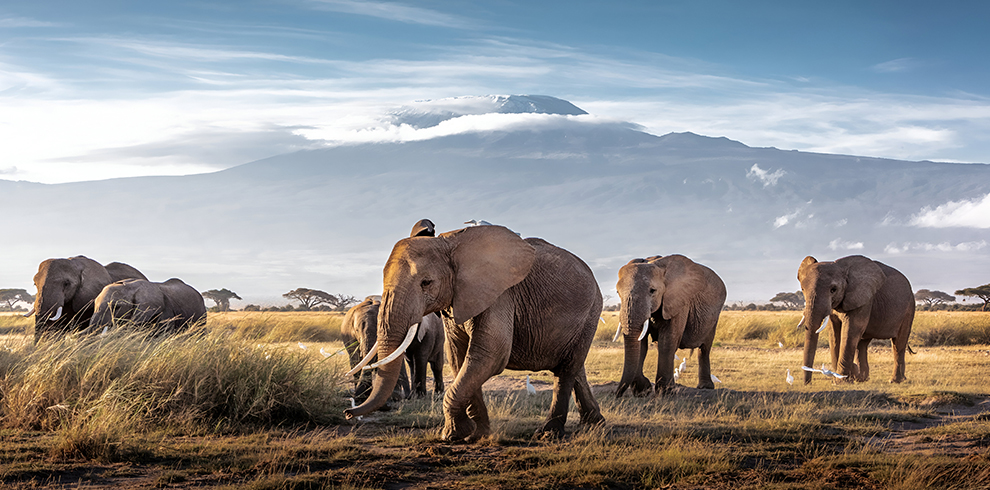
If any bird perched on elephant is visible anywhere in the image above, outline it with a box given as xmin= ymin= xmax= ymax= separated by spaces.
xmin=340 ymin=296 xmax=410 ymax=403
xmin=29 ymin=256 xmax=147 ymax=342
xmin=90 ymin=278 xmax=207 ymax=334
xmin=615 ymin=255 xmax=726 ymax=396
xmin=797 ymin=255 xmax=914 ymax=384
xmin=344 ymin=225 xmax=604 ymax=442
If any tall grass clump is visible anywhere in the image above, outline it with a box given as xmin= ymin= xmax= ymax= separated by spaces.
xmin=209 ymin=311 xmax=345 ymax=343
xmin=910 ymin=311 xmax=990 ymax=346
xmin=715 ymin=311 xmax=808 ymax=347
xmin=0 ymin=325 xmax=347 ymax=460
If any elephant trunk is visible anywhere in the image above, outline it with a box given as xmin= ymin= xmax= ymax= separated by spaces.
xmin=344 ymin=290 xmax=420 ymax=419
xmin=801 ymin=295 xmax=831 ymax=384
xmin=615 ymin=301 xmax=650 ymax=396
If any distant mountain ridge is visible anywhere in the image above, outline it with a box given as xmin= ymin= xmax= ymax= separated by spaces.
xmin=3 ymin=95 xmax=988 ymax=305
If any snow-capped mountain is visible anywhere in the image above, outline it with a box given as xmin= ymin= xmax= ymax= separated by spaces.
xmin=3 ymin=96 xmax=988 ymax=305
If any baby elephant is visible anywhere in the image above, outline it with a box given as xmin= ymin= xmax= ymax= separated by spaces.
xmin=91 ymin=278 xmax=207 ymax=334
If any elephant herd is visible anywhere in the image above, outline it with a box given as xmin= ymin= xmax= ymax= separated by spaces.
xmin=26 ymin=255 xmax=206 ymax=342
xmin=24 ymin=219 xmax=915 ymax=442
xmin=339 ymin=219 xmax=916 ymax=442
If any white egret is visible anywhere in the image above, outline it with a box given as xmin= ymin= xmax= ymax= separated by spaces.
xmin=710 ymin=374 xmax=721 ymax=383
xmin=464 ymin=219 xmax=493 ymax=226
xmin=298 ymin=342 xmax=307 ymax=350
xmin=525 ymin=375 xmax=536 ymax=395
xmin=786 ymin=369 xmax=794 ymax=385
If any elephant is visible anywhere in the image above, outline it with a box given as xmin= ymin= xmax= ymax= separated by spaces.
xmin=797 ymin=255 xmax=914 ymax=384
xmin=29 ymin=256 xmax=147 ymax=342
xmin=90 ymin=278 xmax=207 ymax=334
xmin=344 ymin=225 xmax=605 ymax=442
xmin=614 ymin=255 xmax=726 ymax=396
xmin=340 ymin=296 xmax=410 ymax=404
xmin=405 ymin=311 xmax=445 ymax=398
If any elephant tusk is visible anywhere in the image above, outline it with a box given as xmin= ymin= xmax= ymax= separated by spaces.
xmin=365 ymin=323 xmax=419 ymax=371
xmin=612 ymin=321 xmax=622 ymax=342
xmin=345 ymin=340 xmax=379 ymax=377
xmin=815 ymin=316 xmax=830 ymax=334
xmin=796 ymin=314 xmax=805 ymax=329
xmin=637 ymin=319 xmax=649 ymax=341
xmin=23 ymin=307 xmax=35 ymax=318
xmin=48 ymin=306 xmax=63 ymax=322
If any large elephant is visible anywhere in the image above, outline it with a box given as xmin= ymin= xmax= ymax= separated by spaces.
xmin=615 ymin=255 xmax=726 ymax=396
xmin=344 ymin=225 xmax=604 ymax=442
xmin=30 ymin=256 xmax=147 ymax=342
xmin=340 ymin=296 xmax=409 ymax=403
xmin=405 ymin=312 xmax=445 ymax=398
xmin=797 ymin=255 xmax=914 ymax=384
xmin=90 ymin=278 xmax=207 ymax=334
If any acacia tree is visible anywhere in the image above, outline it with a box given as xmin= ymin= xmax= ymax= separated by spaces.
xmin=283 ymin=288 xmax=332 ymax=309
xmin=914 ymin=289 xmax=956 ymax=308
xmin=323 ymin=293 xmax=358 ymax=311
xmin=0 ymin=289 xmax=35 ymax=311
xmin=201 ymin=288 xmax=242 ymax=312
xmin=770 ymin=291 xmax=805 ymax=309
xmin=955 ymin=284 xmax=990 ymax=311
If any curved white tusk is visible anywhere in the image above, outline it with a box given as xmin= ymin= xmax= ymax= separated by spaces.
xmin=23 ymin=307 xmax=36 ymax=318
xmin=365 ymin=323 xmax=419 ymax=370
xmin=612 ymin=321 xmax=622 ymax=342
xmin=48 ymin=306 xmax=63 ymax=322
xmin=815 ymin=316 xmax=830 ymax=334
xmin=637 ymin=319 xmax=649 ymax=341
xmin=345 ymin=340 xmax=379 ymax=377
xmin=796 ymin=314 xmax=805 ymax=329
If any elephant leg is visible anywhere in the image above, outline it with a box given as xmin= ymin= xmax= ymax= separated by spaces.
xmin=464 ymin=387 xmax=489 ymax=443
xmin=828 ymin=315 xmax=842 ymax=372
xmin=540 ymin=369 xmax=577 ymax=438
xmin=856 ymin=338 xmax=870 ymax=382
xmin=441 ymin=321 xmax=508 ymax=442
xmin=890 ymin=337 xmax=908 ymax=383
xmin=696 ymin=342 xmax=715 ymax=390
xmin=633 ymin=334 xmax=652 ymax=395
xmin=572 ymin=366 xmax=604 ymax=426
xmin=430 ymin=357 xmax=445 ymax=395
xmin=654 ymin=316 xmax=685 ymax=394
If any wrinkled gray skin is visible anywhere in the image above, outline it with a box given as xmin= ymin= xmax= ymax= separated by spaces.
xmin=798 ymin=255 xmax=914 ymax=384
xmin=405 ymin=312 xmax=445 ymax=398
xmin=31 ymin=256 xmax=146 ymax=343
xmin=90 ymin=278 xmax=207 ymax=334
xmin=615 ymin=255 xmax=726 ymax=396
xmin=340 ymin=296 xmax=410 ymax=404
xmin=345 ymin=225 xmax=604 ymax=442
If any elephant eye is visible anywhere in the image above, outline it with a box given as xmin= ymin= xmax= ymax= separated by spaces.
xmin=649 ymin=288 xmax=657 ymax=294
xmin=830 ymin=286 xmax=838 ymax=293
xmin=421 ymin=279 xmax=433 ymax=288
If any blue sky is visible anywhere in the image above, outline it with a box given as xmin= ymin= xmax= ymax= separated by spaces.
xmin=2 ymin=0 xmax=989 ymax=183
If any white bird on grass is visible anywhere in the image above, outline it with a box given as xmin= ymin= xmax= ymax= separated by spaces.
xmin=674 ymin=353 xmax=681 ymax=361
xmin=786 ymin=369 xmax=794 ymax=385
xmin=778 ymin=341 xmax=784 ymax=348
xmin=673 ymin=369 xmax=680 ymax=382
xmin=801 ymin=364 xmax=847 ymax=379
xmin=101 ymin=325 xmax=109 ymax=336
xmin=320 ymin=347 xmax=332 ymax=358
xmin=678 ymin=358 xmax=687 ymax=373
xmin=710 ymin=374 xmax=721 ymax=383
xmin=346 ymin=397 xmax=362 ymax=420
xmin=298 ymin=342 xmax=307 ymax=350
xmin=525 ymin=375 xmax=537 ymax=395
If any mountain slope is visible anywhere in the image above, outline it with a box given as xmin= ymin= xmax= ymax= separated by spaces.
xmin=3 ymin=96 xmax=988 ymax=304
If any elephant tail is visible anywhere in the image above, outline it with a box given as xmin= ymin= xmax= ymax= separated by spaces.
xmin=907 ymin=344 xmax=916 ymax=355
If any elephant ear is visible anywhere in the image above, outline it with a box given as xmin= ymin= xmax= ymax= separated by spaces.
xmin=73 ymin=257 xmax=112 ymax=311
xmin=838 ymin=255 xmax=886 ymax=311
xmin=659 ymin=256 xmax=703 ymax=321
xmin=447 ymin=226 xmax=537 ymax=325
xmin=797 ymin=256 xmax=818 ymax=283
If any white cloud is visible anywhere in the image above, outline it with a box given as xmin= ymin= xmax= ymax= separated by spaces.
xmin=304 ymin=0 xmax=473 ymax=28
xmin=0 ymin=16 xmax=56 ymax=28
xmin=828 ymin=238 xmax=864 ymax=251
xmin=884 ymin=241 xmax=988 ymax=254
xmin=910 ymin=193 xmax=990 ymax=229
xmin=871 ymin=58 xmax=917 ymax=73
xmin=746 ymin=163 xmax=786 ymax=187
xmin=773 ymin=210 xmax=800 ymax=229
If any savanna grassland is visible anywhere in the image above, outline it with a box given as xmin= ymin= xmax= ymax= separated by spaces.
xmin=1 ymin=310 xmax=989 ymax=489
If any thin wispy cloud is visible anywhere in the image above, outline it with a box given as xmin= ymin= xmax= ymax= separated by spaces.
xmin=0 ymin=16 xmax=57 ymax=28
xmin=304 ymin=0 xmax=474 ymax=28
xmin=871 ymin=57 xmax=917 ymax=73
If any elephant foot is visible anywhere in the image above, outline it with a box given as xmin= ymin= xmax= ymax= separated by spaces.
xmin=579 ymin=410 xmax=605 ymax=426
xmin=889 ymin=376 xmax=906 ymax=384
xmin=465 ymin=425 xmax=491 ymax=444
xmin=441 ymin=417 xmax=477 ymax=442
xmin=536 ymin=418 xmax=566 ymax=440
xmin=696 ymin=381 xmax=715 ymax=390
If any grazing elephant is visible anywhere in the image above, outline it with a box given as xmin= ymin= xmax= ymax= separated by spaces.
xmin=344 ymin=225 xmax=604 ymax=442
xmin=90 ymin=278 xmax=207 ymax=334
xmin=615 ymin=255 xmax=726 ymax=396
xmin=341 ymin=296 xmax=410 ymax=403
xmin=406 ymin=312 xmax=445 ymax=398
xmin=30 ymin=256 xmax=146 ymax=342
xmin=797 ymin=255 xmax=914 ymax=384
